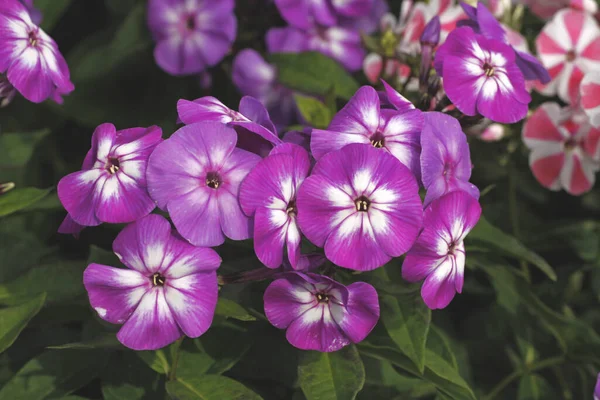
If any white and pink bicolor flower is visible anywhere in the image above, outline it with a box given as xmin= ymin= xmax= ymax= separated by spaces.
xmin=580 ymin=71 xmax=600 ymax=128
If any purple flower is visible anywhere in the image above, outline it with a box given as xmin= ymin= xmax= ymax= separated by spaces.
xmin=402 ymin=190 xmax=481 ymax=310
xmin=147 ymin=121 xmax=261 ymax=247
xmin=0 ymin=0 xmax=73 ymax=103
xmin=57 ymin=214 xmax=85 ymax=238
xmin=264 ymin=272 xmax=379 ymax=352
xmin=18 ymin=0 xmax=41 ymax=25
xmin=232 ymin=49 xmax=297 ymax=129
xmin=595 ymin=373 xmax=600 ymax=400
xmin=458 ymin=2 xmax=550 ymax=84
xmin=239 ymin=144 xmax=310 ymax=269
xmin=274 ymin=0 xmax=373 ymax=30
xmin=147 ymin=0 xmax=236 ymax=76
xmin=311 ymin=85 xmax=423 ymax=179
xmin=266 ymin=25 xmax=365 ymax=71
xmin=84 ymin=214 xmax=221 ymax=350
xmin=57 ymin=124 xmax=162 ymax=226
xmin=0 ymin=74 xmax=16 ymax=107
xmin=434 ymin=26 xmax=531 ymax=124
xmin=177 ymin=95 xmax=282 ymax=157
xmin=420 ymin=112 xmax=479 ymax=206
xmin=297 ymin=144 xmax=423 ymax=271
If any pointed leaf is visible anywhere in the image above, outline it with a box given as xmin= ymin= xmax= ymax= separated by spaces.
xmin=0 ymin=188 xmax=52 ymax=217
xmin=165 ymin=375 xmax=263 ymax=400
xmin=0 ymin=293 xmax=46 ymax=353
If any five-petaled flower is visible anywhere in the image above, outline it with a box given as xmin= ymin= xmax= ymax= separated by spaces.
xmin=57 ymin=123 xmax=162 ymax=226
xmin=402 ymin=190 xmax=481 ymax=310
xmin=84 ymin=214 xmax=221 ymax=350
xmin=147 ymin=121 xmax=261 ymax=247
xmin=297 ymin=143 xmax=423 ymax=271
xmin=264 ymin=272 xmax=379 ymax=352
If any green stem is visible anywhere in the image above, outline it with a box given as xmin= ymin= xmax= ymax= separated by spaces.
xmin=508 ymin=164 xmax=530 ymax=281
xmin=168 ymin=337 xmax=184 ymax=381
xmin=483 ymin=356 xmax=566 ymax=400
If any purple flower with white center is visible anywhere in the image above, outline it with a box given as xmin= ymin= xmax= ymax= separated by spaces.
xmin=147 ymin=0 xmax=236 ymax=76
xmin=232 ymin=49 xmax=297 ymax=129
xmin=274 ymin=0 xmax=374 ymax=30
xmin=84 ymin=214 xmax=221 ymax=350
xmin=266 ymin=25 xmax=365 ymax=72
xmin=57 ymin=124 xmax=162 ymax=227
xmin=421 ymin=112 xmax=479 ymax=206
xmin=458 ymin=2 xmax=550 ymax=84
xmin=264 ymin=272 xmax=379 ymax=352
xmin=177 ymin=95 xmax=282 ymax=157
xmin=239 ymin=144 xmax=310 ymax=269
xmin=0 ymin=74 xmax=16 ymax=107
xmin=311 ymin=85 xmax=423 ymax=179
xmin=0 ymin=0 xmax=74 ymax=103
xmin=434 ymin=26 xmax=531 ymax=124
xmin=402 ymin=190 xmax=481 ymax=310
xmin=297 ymin=144 xmax=423 ymax=271
xmin=147 ymin=121 xmax=261 ymax=247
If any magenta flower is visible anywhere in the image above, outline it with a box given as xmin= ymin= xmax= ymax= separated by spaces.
xmin=266 ymin=25 xmax=365 ymax=71
xmin=84 ymin=214 xmax=221 ymax=350
xmin=57 ymin=214 xmax=85 ymax=238
xmin=274 ymin=0 xmax=373 ymax=30
xmin=264 ymin=272 xmax=379 ymax=352
xmin=18 ymin=0 xmax=41 ymax=25
xmin=459 ymin=2 xmax=550 ymax=84
xmin=435 ymin=27 xmax=531 ymax=124
xmin=522 ymin=103 xmax=600 ymax=196
xmin=147 ymin=0 xmax=236 ymax=76
xmin=177 ymin=95 xmax=282 ymax=156
xmin=297 ymin=144 xmax=423 ymax=271
xmin=147 ymin=121 xmax=261 ymax=247
xmin=581 ymin=72 xmax=600 ymax=128
xmin=402 ymin=190 xmax=481 ymax=310
xmin=232 ymin=49 xmax=296 ymax=128
xmin=421 ymin=112 xmax=479 ymax=206
xmin=57 ymin=124 xmax=162 ymax=226
xmin=535 ymin=9 xmax=600 ymax=104
xmin=0 ymin=0 xmax=74 ymax=103
xmin=311 ymin=85 xmax=422 ymax=179
xmin=239 ymin=144 xmax=310 ymax=269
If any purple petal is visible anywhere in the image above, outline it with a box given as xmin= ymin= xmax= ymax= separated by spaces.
xmin=7 ymin=48 xmax=53 ymax=103
xmin=286 ymin=304 xmax=350 ymax=352
xmin=168 ymin=188 xmax=224 ymax=247
xmin=380 ymin=79 xmax=415 ymax=113
xmin=514 ymin=49 xmax=551 ymax=84
xmin=254 ymin=207 xmax=289 ymax=269
xmin=164 ymin=272 xmax=218 ymax=338
xmin=218 ymin=187 xmax=253 ymax=241
xmin=84 ymin=263 xmax=150 ymax=325
xmin=420 ymin=258 xmax=459 ymax=309
xmin=57 ymin=169 xmax=105 ymax=226
xmin=153 ymin=38 xmax=205 ymax=76
xmin=379 ymin=108 xmax=423 ymax=180
xmin=238 ymin=96 xmax=278 ymax=137
xmin=334 ymin=282 xmax=379 ymax=343
xmin=424 ymin=190 xmax=482 ymax=240
xmin=274 ymin=0 xmax=336 ymax=30
xmin=112 ymin=125 xmax=163 ymax=158
xmin=117 ymin=289 xmax=183 ymax=350
xmin=89 ymin=123 xmax=117 ymax=164
xmin=177 ymin=97 xmax=234 ymax=125
xmin=57 ymin=214 xmax=85 ymax=237
xmin=474 ymin=2 xmax=506 ymax=41
xmin=232 ymin=49 xmax=277 ymax=100
xmin=161 ymin=235 xmax=222 ymax=278
xmin=266 ymin=27 xmax=309 ymax=53
xmin=264 ymin=275 xmax=314 ymax=329
xmin=94 ymin=174 xmax=155 ymax=224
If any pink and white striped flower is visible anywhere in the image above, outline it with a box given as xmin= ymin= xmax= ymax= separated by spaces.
xmin=523 ymin=103 xmax=600 ymax=195
xmin=522 ymin=0 xmax=598 ymax=21
xmin=535 ymin=9 xmax=600 ymax=104
xmin=580 ymin=71 xmax=600 ymax=127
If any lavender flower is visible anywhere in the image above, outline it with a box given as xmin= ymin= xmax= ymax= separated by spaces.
xmin=402 ymin=190 xmax=481 ymax=310
xmin=147 ymin=0 xmax=236 ymax=76
xmin=84 ymin=214 xmax=221 ymax=350
xmin=57 ymin=124 xmax=162 ymax=226
xmin=434 ymin=27 xmax=531 ymax=124
xmin=177 ymin=95 xmax=282 ymax=157
xmin=239 ymin=144 xmax=310 ymax=269
xmin=232 ymin=49 xmax=297 ymax=129
xmin=419 ymin=16 xmax=441 ymax=91
xmin=421 ymin=112 xmax=479 ymax=206
xmin=0 ymin=0 xmax=73 ymax=103
xmin=147 ymin=121 xmax=261 ymax=247
xmin=274 ymin=0 xmax=373 ymax=30
xmin=264 ymin=272 xmax=379 ymax=352
xmin=311 ymin=85 xmax=422 ymax=179
xmin=297 ymin=144 xmax=423 ymax=271
xmin=459 ymin=2 xmax=551 ymax=84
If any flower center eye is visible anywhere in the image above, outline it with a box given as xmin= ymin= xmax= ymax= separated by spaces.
xmin=206 ymin=172 xmax=221 ymax=189
xmin=28 ymin=31 xmax=38 ymax=47
xmin=151 ymin=273 xmax=166 ymax=287
xmin=185 ymin=16 xmax=195 ymax=31
xmin=286 ymin=199 xmax=297 ymax=216
xmin=370 ymin=132 xmax=385 ymax=148
xmin=483 ymin=63 xmax=495 ymax=77
xmin=316 ymin=293 xmax=329 ymax=303
xmin=355 ymin=195 xmax=371 ymax=212
xmin=566 ymin=50 xmax=576 ymax=62
xmin=564 ymin=138 xmax=579 ymax=150
xmin=106 ymin=158 xmax=120 ymax=175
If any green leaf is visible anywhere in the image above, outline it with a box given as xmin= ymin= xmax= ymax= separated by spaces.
xmin=0 ymin=130 xmax=50 ymax=169
xmin=469 ymin=216 xmax=557 ymax=281
xmin=137 ymin=349 xmax=170 ymax=375
xmin=0 ymin=261 xmax=85 ymax=305
xmin=381 ymin=293 xmax=431 ymax=373
xmin=0 ymin=293 xmax=46 ymax=353
xmin=102 ymin=352 xmax=165 ymax=400
xmin=48 ymin=333 xmax=121 ymax=350
xmin=269 ymin=52 xmax=359 ymax=100
xmin=215 ymin=298 xmax=256 ymax=321
xmin=194 ymin=324 xmax=253 ymax=375
xmin=517 ymin=374 xmax=553 ymax=400
xmin=36 ymin=0 xmax=73 ymax=32
xmin=87 ymin=245 xmax=121 ymax=266
xmin=294 ymin=95 xmax=332 ymax=129
xmin=0 ymin=349 xmax=108 ymax=399
xmin=426 ymin=326 xmax=458 ymax=370
xmin=165 ymin=375 xmax=263 ymax=400
xmin=0 ymin=187 xmax=52 ymax=217
xmin=298 ymin=345 xmax=365 ymax=400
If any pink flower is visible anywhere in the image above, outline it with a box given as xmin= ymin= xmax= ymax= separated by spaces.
xmin=580 ymin=71 xmax=600 ymax=127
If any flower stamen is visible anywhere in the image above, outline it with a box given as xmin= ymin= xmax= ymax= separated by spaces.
xmin=483 ymin=63 xmax=495 ymax=77
xmin=206 ymin=172 xmax=221 ymax=189
xmin=316 ymin=293 xmax=329 ymax=303
xmin=286 ymin=199 xmax=297 ymax=216
xmin=355 ymin=195 xmax=371 ymax=212
xmin=106 ymin=158 xmax=120 ymax=175
xmin=151 ymin=273 xmax=166 ymax=287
